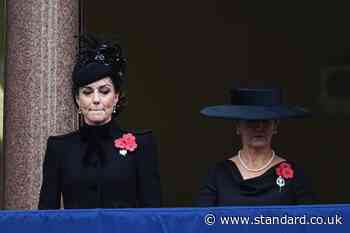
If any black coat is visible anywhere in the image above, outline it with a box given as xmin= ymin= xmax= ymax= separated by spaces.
xmin=38 ymin=121 xmax=161 ymax=209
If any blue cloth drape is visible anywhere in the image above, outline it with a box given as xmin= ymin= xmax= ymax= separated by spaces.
xmin=0 ymin=204 xmax=348 ymax=233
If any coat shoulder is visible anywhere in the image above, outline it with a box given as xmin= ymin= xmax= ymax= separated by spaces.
xmin=119 ymin=128 xmax=156 ymax=146
xmin=47 ymin=130 xmax=80 ymax=142
xmin=120 ymin=128 xmax=153 ymax=136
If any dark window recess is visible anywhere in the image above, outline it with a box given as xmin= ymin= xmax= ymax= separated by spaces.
xmin=326 ymin=69 xmax=350 ymax=98
xmin=89 ymin=184 xmax=98 ymax=192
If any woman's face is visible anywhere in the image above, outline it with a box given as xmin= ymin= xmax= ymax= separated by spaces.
xmin=76 ymin=77 xmax=119 ymax=126
xmin=236 ymin=120 xmax=277 ymax=149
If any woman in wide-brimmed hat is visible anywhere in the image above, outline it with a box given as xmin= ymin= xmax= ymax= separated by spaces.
xmin=196 ymin=87 xmax=316 ymax=206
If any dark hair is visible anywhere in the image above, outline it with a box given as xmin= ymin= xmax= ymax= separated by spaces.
xmin=72 ymin=34 xmax=127 ymax=116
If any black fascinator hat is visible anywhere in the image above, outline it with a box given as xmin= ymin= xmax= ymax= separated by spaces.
xmin=72 ymin=35 xmax=128 ymax=114
xmin=201 ymin=87 xmax=310 ymax=120
xmin=72 ymin=34 xmax=127 ymax=93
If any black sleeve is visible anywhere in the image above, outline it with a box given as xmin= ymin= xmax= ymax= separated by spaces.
xmin=38 ymin=137 xmax=61 ymax=209
xmin=293 ymin=164 xmax=317 ymax=204
xmin=195 ymin=167 xmax=218 ymax=207
xmin=136 ymin=133 xmax=162 ymax=207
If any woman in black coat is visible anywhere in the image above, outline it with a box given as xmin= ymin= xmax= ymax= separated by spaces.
xmin=38 ymin=36 xmax=161 ymax=209
xmin=196 ymin=87 xmax=316 ymax=206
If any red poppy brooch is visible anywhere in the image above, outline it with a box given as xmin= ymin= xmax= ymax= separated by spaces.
xmin=114 ymin=133 xmax=138 ymax=157
xmin=275 ymin=162 xmax=294 ymax=191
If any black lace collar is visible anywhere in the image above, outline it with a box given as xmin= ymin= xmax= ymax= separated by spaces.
xmin=79 ymin=120 xmax=121 ymax=166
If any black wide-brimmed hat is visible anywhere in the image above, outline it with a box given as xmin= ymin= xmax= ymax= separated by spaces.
xmin=200 ymin=88 xmax=310 ymax=120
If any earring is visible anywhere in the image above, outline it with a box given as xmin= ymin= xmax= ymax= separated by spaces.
xmin=76 ymin=108 xmax=83 ymax=128
xmin=113 ymin=105 xmax=117 ymax=114
xmin=273 ymin=121 xmax=279 ymax=135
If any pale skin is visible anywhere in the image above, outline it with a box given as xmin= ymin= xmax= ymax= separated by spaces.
xmin=230 ymin=120 xmax=286 ymax=180
xmin=75 ymin=77 xmax=119 ymax=126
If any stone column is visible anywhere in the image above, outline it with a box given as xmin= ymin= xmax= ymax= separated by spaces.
xmin=4 ymin=0 xmax=79 ymax=209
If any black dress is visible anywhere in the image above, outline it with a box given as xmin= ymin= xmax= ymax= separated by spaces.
xmin=38 ymin=120 xmax=161 ymax=209
xmin=196 ymin=160 xmax=315 ymax=206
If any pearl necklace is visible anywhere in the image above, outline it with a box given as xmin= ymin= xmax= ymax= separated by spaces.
xmin=238 ymin=150 xmax=275 ymax=172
